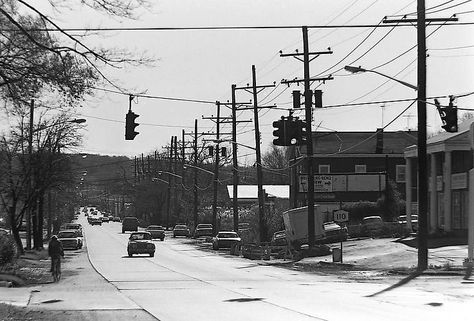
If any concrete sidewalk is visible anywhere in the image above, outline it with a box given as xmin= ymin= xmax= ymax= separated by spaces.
xmin=0 ymin=242 xmax=158 ymax=320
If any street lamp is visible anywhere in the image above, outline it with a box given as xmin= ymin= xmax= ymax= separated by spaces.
xmin=183 ymin=164 xmax=215 ymax=176
xmin=344 ymin=65 xmax=418 ymax=91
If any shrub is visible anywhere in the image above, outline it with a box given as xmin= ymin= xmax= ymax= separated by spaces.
xmin=0 ymin=235 xmax=16 ymax=265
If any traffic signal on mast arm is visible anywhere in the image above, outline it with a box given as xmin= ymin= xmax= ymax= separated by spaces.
xmin=125 ymin=110 xmax=139 ymax=140
xmin=435 ymin=97 xmax=458 ymax=133
xmin=295 ymin=119 xmax=307 ymax=145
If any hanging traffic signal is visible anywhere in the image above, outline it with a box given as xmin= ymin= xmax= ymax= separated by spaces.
xmin=273 ymin=119 xmax=288 ymax=146
xmin=314 ymin=90 xmax=323 ymax=108
xmin=292 ymin=90 xmax=301 ymax=109
xmin=296 ymin=119 xmax=308 ymax=145
xmin=221 ymin=147 xmax=227 ymax=157
xmin=125 ymin=110 xmax=139 ymax=140
xmin=435 ymin=97 xmax=458 ymax=133
xmin=208 ymin=145 xmax=214 ymax=156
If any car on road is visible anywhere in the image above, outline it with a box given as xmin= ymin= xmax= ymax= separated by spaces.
xmin=89 ymin=217 xmax=102 ymax=226
xmin=212 ymin=231 xmax=241 ymax=250
xmin=194 ymin=223 xmax=213 ymax=238
xmin=321 ymin=222 xmax=348 ymax=243
xmin=146 ymin=225 xmax=166 ymax=240
xmin=57 ymin=230 xmax=82 ymax=250
xmin=361 ymin=215 xmax=384 ymax=236
xmin=122 ymin=216 xmax=139 ymax=233
xmin=173 ymin=224 xmax=190 ymax=238
xmin=127 ymin=232 xmax=155 ymax=257
xmin=108 ymin=215 xmax=114 ymax=222
xmin=113 ymin=217 xmax=121 ymax=222
xmin=101 ymin=216 xmax=109 ymax=223
xmin=397 ymin=215 xmax=418 ymax=232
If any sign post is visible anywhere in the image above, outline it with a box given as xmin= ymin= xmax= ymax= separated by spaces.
xmin=333 ymin=210 xmax=349 ymax=263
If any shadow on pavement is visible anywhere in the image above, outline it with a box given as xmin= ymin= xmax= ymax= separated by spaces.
xmin=365 ymin=271 xmax=422 ymax=297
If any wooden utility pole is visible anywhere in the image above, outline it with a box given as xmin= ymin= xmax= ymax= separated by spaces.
xmin=213 ymin=102 xmax=221 ymax=235
xmin=26 ymin=99 xmax=34 ymax=250
xmin=231 ymin=85 xmax=239 ymax=232
xmin=166 ymin=136 xmax=173 ymax=228
xmin=383 ymin=0 xmax=457 ymax=271
xmin=194 ymin=119 xmax=198 ymax=228
xmin=280 ymin=27 xmax=332 ymax=248
xmin=252 ymin=65 xmax=266 ymax=243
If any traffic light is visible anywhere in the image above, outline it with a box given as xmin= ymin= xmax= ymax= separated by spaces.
xmin=208 ymin=145 xmax=214 ymax=156
xmin=125 ymin=110 xmax=139 ymax=140
xmin=292 ymin=90 xmax=301 ymax=109
xmin=221 ymin=147 xmax=227 ymax=157
xmin=314 ymin=90 xmax=323 ymax=108
xmin=297 ymin=119 xmax=308 ymax=145
xmin=435 ymin=98 xmax=458 ymax=133
xmin=273 ymin=119 xmax=286 ymax=146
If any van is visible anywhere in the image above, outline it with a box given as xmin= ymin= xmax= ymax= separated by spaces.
xmin=122 ymin=217 xmax=139 ymax=233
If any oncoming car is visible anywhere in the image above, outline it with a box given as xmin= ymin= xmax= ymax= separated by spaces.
xmin=173 ymin=224 xmax=190 ymax=238
xmin=127 ymin=232 xmax=155 ymax=257
xmin=146 ymin=225 xmax=166 ymax=240
xmin=212 ymin=231 xmax=241 ymax=250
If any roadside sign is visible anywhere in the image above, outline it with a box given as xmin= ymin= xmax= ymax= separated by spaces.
xmin=333 ymin=210 xmax=349 ymax=222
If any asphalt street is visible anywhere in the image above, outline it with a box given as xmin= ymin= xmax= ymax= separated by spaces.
xmin=1 ymin=215 xmax=472 ymax=321
xmin=80 ymin=216 xmax=471 ymax=321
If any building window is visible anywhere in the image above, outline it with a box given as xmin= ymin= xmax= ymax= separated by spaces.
xmin=355 ymin=165 xmax=366 ymax=173
xmin=319 ymin=165 xmax=330 ymax=174
xmin=396 ymin=165 xmax=406 ymax=183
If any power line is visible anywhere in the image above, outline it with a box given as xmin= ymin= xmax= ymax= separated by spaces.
xmin=10 ymin=22 xmax=473 ymax=33
xmin=93 ymin=86 xmax=215 ymax=105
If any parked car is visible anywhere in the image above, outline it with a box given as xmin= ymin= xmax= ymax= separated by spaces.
xmin=146 ymin=225 xmax=166 ymax=240
xmin=194 ymin=223 xmax=213 ymax=238
xmin=101 ymin=216 xmax=109 ymax=223
xmin=113 ymin=217 xmax=121 ymax=222
xmin=212 ymin=231 xmax=241 ymax=250
xmin=90 ymin=217 xmax=102 ymax=226
xmin=321 ymin=222 xmax=348 ymax=243
xmin=108 ymin=216 xmax=114 ymax=222
xmin=397 ymin=215 xmax=418 ymax=232
xmin=122 ymin=217 xmax=139 ymax=233
xmin=173 ymin=225 xmax=190 ymax=238
xmin=57 ymin=230 xmax=82 ymax=250
xmin=61 ymin=223 xmax=83 ymax=237
xmin=127 ymin=232 xmax=155 ymax=257
xmin=270 ymin=230 xmax=288 ymax=247
xmin=361 ymin=216 xmax=384 ymax=236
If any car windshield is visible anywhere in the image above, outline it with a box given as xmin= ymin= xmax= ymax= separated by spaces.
xmin=175 ymin=225 xmax=187 ymax=229
xmin=363 ymin=217 xmax=382 ymax=224
xmin=58 ymin=231 xmax=76 ymax=238
xmin=323 ymin=223 xmax=340 ymax=230
xmin=198 ymin=224 xmax=212 ymax=229
xmin=130 ymin=233 xmax=151 ymax=241
xmin=147 ymin=225 xmax=163 ymax=230
xmin=217 ymin=232 xmax=238 ymax=238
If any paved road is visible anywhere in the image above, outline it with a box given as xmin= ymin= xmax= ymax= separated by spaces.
xmin=81 ymin=217 xmax=471 ymax=321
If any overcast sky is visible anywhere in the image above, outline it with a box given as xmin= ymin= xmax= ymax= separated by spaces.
xmin=32 ymin=0 xmax=474 ymax=161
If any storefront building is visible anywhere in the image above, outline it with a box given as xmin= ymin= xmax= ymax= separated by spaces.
xmin=404 ymin=120 xmax=473 ymax=234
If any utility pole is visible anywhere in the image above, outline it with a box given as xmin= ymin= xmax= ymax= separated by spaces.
xmin=27 ymin=99 xmax=34 ymax=250
xmin=194 ymin=119 xmax=199 ymax=228
xmin=213 ymin=102 xmax=221 ymax=235
xmin=383 ymin=0 xmax=457 ymax=270
xmin=231 ymin=85 xmax=239 ymax=232
xmin=235 ymin=66 xmax=276 ymax=242
xmin=281 ymin=27 xmax=332 ymax=248
xmin=416 ymin=0 xmax=428 ymax=271
xmin=166 ymin=136 xmax=173 ymax=228
xmin=173 ymin=135 xmax=179 ymax=223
